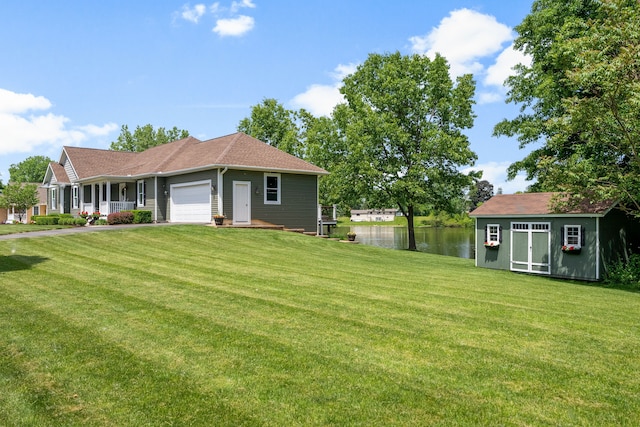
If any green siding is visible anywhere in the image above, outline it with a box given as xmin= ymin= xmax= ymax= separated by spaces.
xmin=476 ymin=217 xmax=601 ymax=281
xmin=222 ymin=170 xmax=318 ymax=232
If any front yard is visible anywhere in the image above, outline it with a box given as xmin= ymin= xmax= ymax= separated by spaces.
xmin=1 ymin=226 xmax=639 ymax=425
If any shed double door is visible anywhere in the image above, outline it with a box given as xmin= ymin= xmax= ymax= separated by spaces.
xmin=510 ymin=222 xmax=551 ymax=274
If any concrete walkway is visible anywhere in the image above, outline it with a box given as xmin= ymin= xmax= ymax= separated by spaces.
xmin=0 ymin=223 xmax=178 ymax=241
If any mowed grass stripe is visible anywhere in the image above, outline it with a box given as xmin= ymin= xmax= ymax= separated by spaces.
xmin=1 ymin=225 xmax=640 ymax=425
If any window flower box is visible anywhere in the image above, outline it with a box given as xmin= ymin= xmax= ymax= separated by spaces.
xmin=484 ymin=241 xmax=499 ymax=248
xmin=562 ymin=245 xmax=581 ymax=254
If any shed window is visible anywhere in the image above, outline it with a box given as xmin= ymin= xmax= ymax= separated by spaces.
xmin=564 ymin=225 xmax=582 ymax=247
xmin=264 ymin=173 xmax=281 ymax=205
xmin=485 ymin=224 xmax=501 ymax=245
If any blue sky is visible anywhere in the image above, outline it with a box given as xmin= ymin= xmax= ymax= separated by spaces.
xmin=0 ymin=0 xmax=534 ymax=193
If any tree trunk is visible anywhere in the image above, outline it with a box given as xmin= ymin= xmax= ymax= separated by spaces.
xmin=406 ymin=205 xmax=417 ymax=251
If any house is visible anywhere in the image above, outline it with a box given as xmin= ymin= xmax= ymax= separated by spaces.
xmin=42 ymin=132 xmax=328 ymax=232
xmin=469 ymin=192 xmax=640 ymax=281
xmin=1 ymin=184 xmax=47 ymax=224
xmin=350 ymin=208 xmax=398 ymax=222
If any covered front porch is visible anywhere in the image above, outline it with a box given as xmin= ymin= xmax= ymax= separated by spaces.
xmin=80 ymin=181 xmax=136 ymax=216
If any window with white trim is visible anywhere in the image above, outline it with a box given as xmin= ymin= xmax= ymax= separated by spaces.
xmin=137 ymin=180 xmax=146 ymax=207
xmin=72 ymin=186 xmax=79 ymax=209
xmin=485 ymin=224 xmax=501 ymax=246
xmin=32 ymin=206 xmax=40 ymax=216
xmin=564 ymin=225 xmax=581 ymax=247
xmin=264 ymin=173 xmax=281 ymax=205
xmin=50 ymin=187 xmax=57 ymax=210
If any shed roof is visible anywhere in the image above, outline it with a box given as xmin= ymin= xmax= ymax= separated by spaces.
xmin=469 ymin=192 xmax=616 ymax=217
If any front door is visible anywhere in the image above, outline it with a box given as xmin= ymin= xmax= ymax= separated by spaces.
xmin=510 ymin=222 xmax=551 ymax=274
xmin=233 ymin=181 xmax=251 ymax=225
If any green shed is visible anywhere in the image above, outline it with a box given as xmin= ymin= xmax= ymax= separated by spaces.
xmin=469 ymin=193 xmax=640 ymax=281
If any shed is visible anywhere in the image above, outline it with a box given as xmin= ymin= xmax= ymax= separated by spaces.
xmin=469 ymin=192 xmax=640 ymax=281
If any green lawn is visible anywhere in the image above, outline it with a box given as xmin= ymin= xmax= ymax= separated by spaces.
xmin=1 ymin=225 xmax=639 ymax=426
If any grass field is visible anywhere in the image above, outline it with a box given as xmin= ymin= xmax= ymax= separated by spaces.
xmin=1 ymin=225 xmax=639 ymax=425
xmin=0 ymin=224 xmax=71 ymax=236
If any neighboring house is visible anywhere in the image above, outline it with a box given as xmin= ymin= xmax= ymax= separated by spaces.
xmin=1 ymin=184 xmax=47 ymax=224
xmin=469 ymin=192 xmax=640 ymax=281
xmin=350 ymin=209 xmax=398 ymax=222
xmin=42 ymin=132 xmax=328 ymax=232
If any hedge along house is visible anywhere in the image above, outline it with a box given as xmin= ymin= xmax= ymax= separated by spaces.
xmin=469 ymin=192 xmax=640 ymax=281
xmin=42 ymin=132 xmax=329 ymax=232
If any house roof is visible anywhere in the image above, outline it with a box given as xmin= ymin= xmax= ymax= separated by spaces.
xmin=469 ymin=192 xmax=616 ymax=217
xmin=49 ymin=132 xmax=328 ymax=182
xmin=47 ymin=162 xmax=71 ymax=184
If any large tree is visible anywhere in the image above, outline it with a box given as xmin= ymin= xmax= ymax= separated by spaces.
xmin=237 ymin=98 xmax=303 ymax=157
xmin=335 ymin=52 xmax=478 ymax=250
xmin=0 ymin=183 xmax=38 ymax=222
xmin=469 ymin=179 xmax=494 ymax=211
xmin=110 ymin=124 xmax=190 ymax=152
xmin=495 ymin=0 xmax=640 ymax=214
xmin=9 ymin=155 xmax=52 ymax=183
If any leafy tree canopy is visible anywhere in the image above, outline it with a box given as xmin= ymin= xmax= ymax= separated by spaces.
xmin=9 ymin=155 xmax=52 ymax=183
xmin=335 ymin=52 xmax=478 ymax=250
xmin=0 ymin=183 xmax=39 ymax=222
xmin=469 ymin=179 xmax=494 ymax=211
xmin=495 ymin=0 xmax=640 ymax=214
xmin=110 ymin=124 xmax=190 ymax=152
xmin=237 ymin=98 xmax=303 ymax=157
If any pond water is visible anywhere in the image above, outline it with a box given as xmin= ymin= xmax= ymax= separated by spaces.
xmin=333 ymin=225 xmax=476 ymax=259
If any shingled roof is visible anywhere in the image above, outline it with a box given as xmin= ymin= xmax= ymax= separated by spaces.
xmin=52 ymin=132 xmax=328 ymax=181
xmin=470 ymin=192 xmax=616 ymax=217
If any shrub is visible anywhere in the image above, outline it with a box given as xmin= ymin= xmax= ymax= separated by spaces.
xmin=33 ymin=215 xmax=58 ymax=225
xmin=127 ymin=210 xmax=152 ymax=224
xmin=606 ymin=254 xmax=640 ymax=290
xmin=95 ymin=219 xmax=108 ymax=225
xmin=57 ymin=218 xmax=74 ymax=225
xmin=107 ymin=211 xmax=134 ymax=225
xmin=75 ymin=218 xmax=87 ymax=226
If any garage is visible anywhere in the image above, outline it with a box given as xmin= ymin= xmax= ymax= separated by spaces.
xmin=170 ymin=180 xmax=211 ymax=222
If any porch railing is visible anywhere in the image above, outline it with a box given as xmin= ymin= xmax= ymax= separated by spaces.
xmin=108 ymin=201 xmax=135 ymax=214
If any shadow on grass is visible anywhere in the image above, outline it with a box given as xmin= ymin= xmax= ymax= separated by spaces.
xmin=0 ymin=255 xmax=49 ymax=273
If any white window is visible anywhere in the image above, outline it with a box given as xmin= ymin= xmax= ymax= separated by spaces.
xmin=485 ymin=224 xmax=501 ymax=246
xmin=72 ymin=186 xmax=79 ymax=209
xmin=264 ymin=173 xmax=281 ymax=205
xmin=564 ymin=225 xmax=582 ymax=247
xmin=32 ymin=206 xmax=40 ymax=216
xmin=50 ymin=187 xmax=57 ymax=210
xmin=137 ymin=180 xmax=146 ymax=207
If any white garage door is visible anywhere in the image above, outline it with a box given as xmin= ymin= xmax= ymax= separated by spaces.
xmin=170 ymin=181 xmax=211 ymax=222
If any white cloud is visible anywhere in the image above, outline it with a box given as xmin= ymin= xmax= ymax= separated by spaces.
xmin=231 ymin=0 xmax=255 ymax=13
xmin=484 ymin=43 xmax=531 ymax=88
xmin=213 ymin=15 xmax=254 ymax=36
xmin=0 ymin=88 xmax=51 ymax=114
xmin=409 ymin=9 xmax=513 ymax=78
xmin=290 ymin=63 xmax=357 ymax=117
xmin=464 ymin=161 xmax=531 ymax=194
xmin=291 ymin=85 xmax=344 ymax=117
xmin=0 ymin=88 xmax=118 ymax=156
xmin=181 ymin=4 xmax=206 ymax=23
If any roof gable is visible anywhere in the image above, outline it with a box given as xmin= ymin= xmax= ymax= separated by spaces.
xmin=470 ymin=192 xmax=616 ymax=217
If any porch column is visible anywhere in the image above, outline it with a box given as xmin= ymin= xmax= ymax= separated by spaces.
xmin=106 ymin=181 xmax=111 ymax=215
